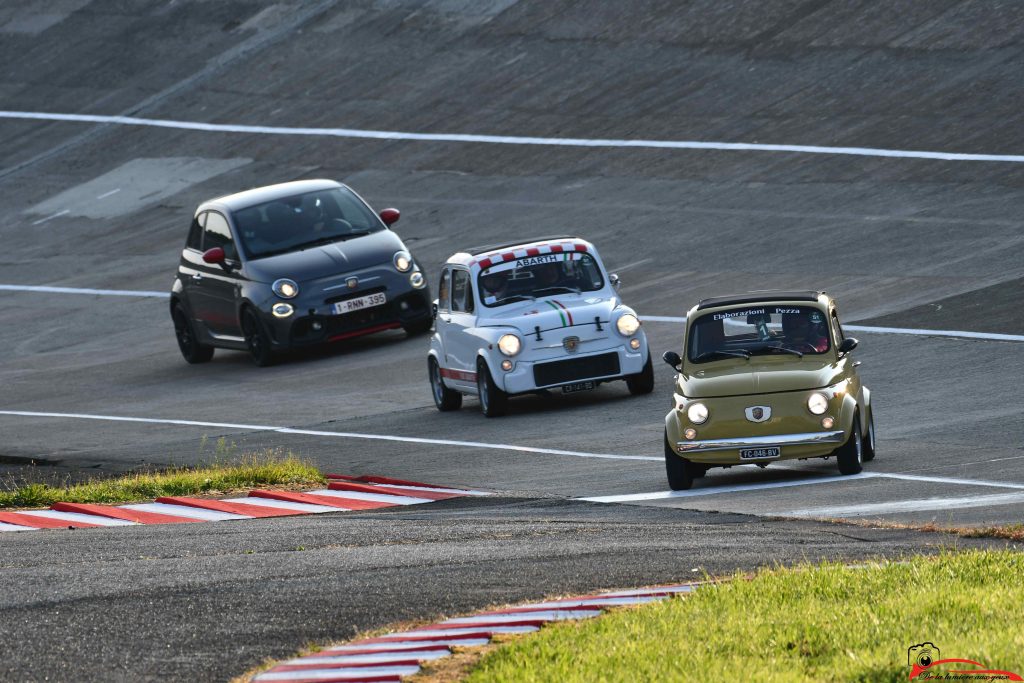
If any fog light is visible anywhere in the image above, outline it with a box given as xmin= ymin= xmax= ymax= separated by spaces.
xmin=311 ymin=321 xmax=323 ymax=331
xmin=271 ymin=303 xmax=294 ymax=318
xmin=409 ymin=271 xmax=425 ymax=289
xmin=501 ymin=359 xmax=513 ymax=371
xmin=683 ymin=428 xmax=697 ymax=440
xmin=821 ymin=416 xmax=835 ymax=429
xmin=629 ymin=338 xmax=640 ymax=350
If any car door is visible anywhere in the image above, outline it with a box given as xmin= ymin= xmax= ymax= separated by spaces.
xmin=444 ymin=268 xmax=480 ymax=390
xmin=192 ymin=211 xmax=243 ymax=338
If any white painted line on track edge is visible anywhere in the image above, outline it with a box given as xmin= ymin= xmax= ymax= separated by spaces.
xmin=5 ymin=110 xmax=1024 ymax=164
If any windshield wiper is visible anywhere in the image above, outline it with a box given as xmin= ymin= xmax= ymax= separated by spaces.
xmin=767 ymin=344 xmax=804 ymax=358
xmin=692 ymin=349 xmax=751 ymax=362
xmin=493 ymin=294 xmax=536 ymax=305
xmin=533 ymin=286 xmax=581 ymax=296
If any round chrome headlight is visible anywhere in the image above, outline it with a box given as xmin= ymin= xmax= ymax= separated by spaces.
xmin=409 ymin=271 xmax=425 ymax=289
xmin=807 ymin=392 xmax=829 ymax=415
xmin=687 ymin=402 xmax=709 ymax=424
xmin=393 ymin=251 xmax=412 ymax=272
xmin=616 ymin=313 xmax=640 ymax=336
xmin=272 ymin=278 xmax=299 ymax=299
xmin=497 ymin=334 xmax=522 ymax=356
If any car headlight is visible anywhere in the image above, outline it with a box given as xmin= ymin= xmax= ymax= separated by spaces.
xmin=687 ymin=402 xmax=709 ymax=424
xmin=807 ymin=392 xmax=829 ymax=415
xmin=409 ymin=271 xmax=425 ymax=289
xmin=616 ymin=313 xmax=640 ymax=336
xmin=271 ymin=303 xmax=294 ymax=318
xmin=497 ymin=334 xmax=522 ymax=356
xmin=272 ymin=278 xmax=299 ymax=299
xmin=394 ymin=251 xmax=412 ymax=272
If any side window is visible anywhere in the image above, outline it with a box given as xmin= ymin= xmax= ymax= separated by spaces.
xmin=451 ymin=270 xmax=474 ymax=313
xmin=203 ymin=211 xmax=237 ymax=260
xmin=831 ymin=309 xmax=845 ymax=343
xmin=437 ymin=268 xmax=451 ymax=312
xmin=186 ymin=212 xmax=205 ymax=250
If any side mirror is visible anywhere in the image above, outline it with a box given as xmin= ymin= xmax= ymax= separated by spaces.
xmin=838 ymin=337 xmax=859 ymax=355
xmin=662 ymin=350 xmax=682 ymax=369
xmin=431 ymin=300 xmax=439 ymax=319
xmin=609 ymin=273 xmax=620 ymax=289
xmin=379 ymin=208 xmax=401 ymax=226
xmin=202 ymin=247 xmax=225 ymax=265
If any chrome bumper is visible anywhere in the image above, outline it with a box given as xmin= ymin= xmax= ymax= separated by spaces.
xmin=677 ymin=430 xmax=845 ymax=453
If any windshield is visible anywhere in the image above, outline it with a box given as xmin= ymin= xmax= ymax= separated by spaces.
xmin=232 ymin=187 xmax=383 ymax=259
xmin=687 ymin=305 xmax=831 ymax=363
xmin=477 ymin=252 xmax=605 ymax=307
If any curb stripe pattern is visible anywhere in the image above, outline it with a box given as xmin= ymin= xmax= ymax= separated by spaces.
xmin=0 ymin=474 xmax=487 ymax=532
xmin=250 ymin=582 xmax=699 ymax=682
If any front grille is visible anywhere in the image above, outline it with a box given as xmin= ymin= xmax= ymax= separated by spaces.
xmin=533 ymin=352 xmax=620 ymax=387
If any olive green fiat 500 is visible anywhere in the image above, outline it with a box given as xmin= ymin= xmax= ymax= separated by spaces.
xmin=661 ymin=291 xmax=875 ymax=490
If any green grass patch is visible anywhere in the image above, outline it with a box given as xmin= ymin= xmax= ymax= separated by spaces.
xmin=464 ymin=550 xmax=1024 ymax=683
xmin=0 ymin=450 xmax=325 ymax=508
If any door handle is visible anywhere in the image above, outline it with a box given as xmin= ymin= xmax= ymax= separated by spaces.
xmin=191 ymin=273 xmax=203 ymax=282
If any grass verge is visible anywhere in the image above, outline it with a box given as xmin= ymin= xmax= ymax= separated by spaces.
xmin=458 ymin=550 xmax=1024 ymax=683
xmin=0 ymin=450 xmax=325 ymax=508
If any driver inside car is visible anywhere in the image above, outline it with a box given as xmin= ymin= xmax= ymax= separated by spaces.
xmin=782 ymin=312 xmax=829 ymax=352
xmin=481 ymin=270 xmax=510 ymax=303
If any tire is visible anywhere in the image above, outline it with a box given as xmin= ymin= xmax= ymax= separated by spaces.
xmin=664 ymin=432 xmax=705 ymax=490
xmin=241 ymin=308 xmax=277 ymax=367
xmin=403 ymin=317 xmax=433 ymax=336
xmin=862 ymin=410 xmax=876 ymax=462
xmin=428 ymin=357 xmax=462 ymax=411
xmin=626 ymin=353 xmax=655 ymax=395
xmin=837 ymin=413 xmax=864 ymax=475
xmin=172 ymin=303 xmax=214 ymax=364
xmin=476 ymin=358 xmax=508 ymax=417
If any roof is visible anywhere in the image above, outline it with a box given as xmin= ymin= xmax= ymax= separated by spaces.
xmin=695 ymin=290 xmax=825 ymax=311
xmin=462 ymin=235 xmax=575 ymax=258
xmin=204 ymin=179 xmax=342 ymax=212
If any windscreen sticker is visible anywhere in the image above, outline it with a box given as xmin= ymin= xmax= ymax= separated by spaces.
xmin=713 ymin=308 xmax=765 ymax=321
xmin=481 ymin=252 xmax=582 ymax=275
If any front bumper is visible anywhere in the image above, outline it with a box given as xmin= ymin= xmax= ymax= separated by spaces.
xmin=676 ymin=431 xmax=845 ymax=453
xmin=499 ymin=343 xmax=647 ymax=394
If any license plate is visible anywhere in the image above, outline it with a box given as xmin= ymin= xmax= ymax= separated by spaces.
xmin=739 ymin=447 xmax=781 ymax=460
xmin=561 ymin=381 xmax=595 ymax=394
xmin=333 ymin=292 xmax=387 ymax=315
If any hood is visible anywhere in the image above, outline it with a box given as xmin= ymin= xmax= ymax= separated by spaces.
xmin=679 ymin=358 xmax=842 ymax=398
xmin=243 ymin=230 xmax=405 ymax=283
xmin=484 ymin=294 xmax=618 ymax=333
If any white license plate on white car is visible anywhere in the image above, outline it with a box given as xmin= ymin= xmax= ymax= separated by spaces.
xmin=332 ymin=292 xmax=387 ymax=315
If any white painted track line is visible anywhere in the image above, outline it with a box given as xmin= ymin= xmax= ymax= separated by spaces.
xmin=255 ymin=665 xmax=420 ymax=681
xmin=2 ymin=285 xmax=1021 ymax=342
xmin=6 ymin=110 xmax=1024 ymax=164
xmin=785 ymin=492 xmax=1024 ymax=518
xmin=0 ymin=410 xmax=655 ymax=462
xmin=581 ymin=473 xmax=879 ymax=502
xmin=221 ymin=497 xmax=340 ymax=513
xmin=15 ymin=510 xmax=136 ymax=526
xmin=0 ymin=522 xmax=38 ymax=532
xmin=121 ymin=503 xmax=250 ymax=521
xmin=307 ymin=489 xmax=434 ymax=505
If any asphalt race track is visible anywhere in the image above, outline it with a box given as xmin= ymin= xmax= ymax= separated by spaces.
xmin=1 ymin=1 xmax=1023 ymax=680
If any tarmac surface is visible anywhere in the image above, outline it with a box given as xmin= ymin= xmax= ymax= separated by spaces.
xmin=1 ymin=1 xmax=1023 ymax=680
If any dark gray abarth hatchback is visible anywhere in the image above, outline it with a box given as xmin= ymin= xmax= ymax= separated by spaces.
xmin=170 ymin=179 xmax=432 ymax=366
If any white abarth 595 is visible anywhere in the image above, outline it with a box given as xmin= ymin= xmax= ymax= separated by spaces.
xmin=427 ymin=236 xmax=654 ymax=416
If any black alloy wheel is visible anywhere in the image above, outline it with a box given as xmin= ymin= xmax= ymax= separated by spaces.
xmin=172 ymin=303 xmax=214 ymax=364
xmin=242 ymin=309 xmax=276 ymax=367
